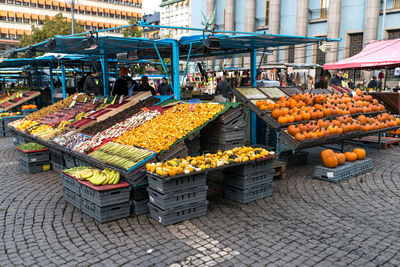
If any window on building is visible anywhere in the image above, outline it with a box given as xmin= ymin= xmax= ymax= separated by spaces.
xmin=23 ymin=0 xmax=28 ymax=5
xmin=265 ymin=0 xmax=270 ymax=26
xmin=38 ymin=4 xmax=43 ymax=8
xmin=45 ymin=4 xmax=51 ymax=9
xmin=1 ymin=34 xmax=7 ymax=38
xmin=98 ymin=12 xmax=103 ymax=16
xmin=15 ymin=0 xmax=21 ymax=5
xmin=16 ymin=17 xmax=22 ymax=22
xmin=288 ymin=45 xmax=295 ymax=63
xmin=31 ymin=2 xmax=36 ymax=6
xmin=92 ymin=11 xmax=97 ymax=15
xmin=66 ymin=7 xmax=71 ymax=11
xmin=24 ymin=18 xmax=29 ymax=23
xmin=320 ymin=0 xmax=329 ymax=19
xmin=109 ymin=13 xmax=114 ymax=17
xmin=59 ymin=6 xmax=64 ymax=11
xmin=0 ymin=16 xmax=5 ymax=21
xmin=348 ymin=32 xmax=363 ymax=80
xmin=0 ymin=0 xmax=4 ymax=4
xmin=7 ymin=0 xmax=13 ymax=3
xmin=393 ymin=0 xmax=400 ymax=9
xmin=52 ymin=5 xmax=58 ymax=10
xmin=8 ymin=16 xmax=14 ymax=22
xmin=388 ymin=29 xmax=400 ymax=39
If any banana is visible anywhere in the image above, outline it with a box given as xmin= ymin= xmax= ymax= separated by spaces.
xmin=112 ymin=171 xmax=120 ymax=184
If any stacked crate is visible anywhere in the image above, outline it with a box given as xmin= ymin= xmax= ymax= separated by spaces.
xmin=50 ymin=149 xmax=65 ymax=174
xmin=200 ymin=107 xmax=245 ymax=153
xmin=61 ymin=172 xmax=131 ymax=223
xmin=313 ymin=158 xmax=374 ymax=182
xmin=17 ymin=146 xmax=51 ymax=174
xmin=156 ymin=141 xmax=188 ymax=162
xmin=223 ymin=159 xmax=275 ymax=203
xmin=121 ymin=166 xmax=150 ymax=216
xmin=147 ymin=172 xmax=208 ymax=226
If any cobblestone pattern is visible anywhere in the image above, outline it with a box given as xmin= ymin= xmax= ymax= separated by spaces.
xmin=1 ymin=137 xmax=400 ymax=266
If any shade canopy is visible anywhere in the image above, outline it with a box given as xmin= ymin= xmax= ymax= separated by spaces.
xmin=324 ymin=38 xmax=400 ymax=70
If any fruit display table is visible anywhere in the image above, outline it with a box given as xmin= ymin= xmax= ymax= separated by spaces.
xmin=233 ymin=87 xmax=400 ymax=153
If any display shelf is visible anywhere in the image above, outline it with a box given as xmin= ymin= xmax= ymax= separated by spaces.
xmin=0 ymin=91 xmax=41 ymax=112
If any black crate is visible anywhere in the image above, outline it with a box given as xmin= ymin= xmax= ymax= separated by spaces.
xmin=148 ymin=201 xmax=208 ymax=226
xmin=224 ymin=169 xmax=274 ymax=189
xmin=148 ymin=185 xmax=208 ymax=210
xmin=122 ymin=169 xmax=148 ymax=187
xmin=60 ymin=172 xmax=81 ymax=194
xmin=63 ymin=187 xmax=81 ymax=209
xmin=51 ymin=161 xmax=65 ymax=174
xmin=63 ymin=153 xmax=76 ymax=168
xmin=279 ymin=151 xmax=309 ymax=166
xmin=131 ymin=183 xmax=149 ymax=201
xmin=224 ymin=183 xmax=274 ymax=203
xmin=81 ymin=199 xmax=130 ymax=223
xmin=18 ymin=149 xmax=50 ymax=163
xmin=148 ymin=173 xmax=207 ymax=194
xmin=19 ymin=159 xmax=51 ymax=174
xmin=225 ymin=159 xmax=274 ymax=176
xmin=80 ymin=183 xmax=130 ymax=207
xmin=51 ymin=149 xmax=64 ymax=165
xmin=131 ymin=199 xmax=149 ymax=215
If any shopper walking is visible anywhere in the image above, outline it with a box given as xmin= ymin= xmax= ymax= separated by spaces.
xmin=215 ymin=76 xmax=232 ymax=102
xmin=111 ymin=67 xmax=137 ymax=96
xmin=157 ymin=77 xmax=173 ymax=95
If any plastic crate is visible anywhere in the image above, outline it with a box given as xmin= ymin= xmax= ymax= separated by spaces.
xmin=224 ymin=169 xmax=274 ymax=189
xmin=51 ymin=161 xmax=65 ymax=174
xmin=63 ymin=153 xmax=76 ymax=168
xmin=148 ymin=173 xmax=207 ymax=194
xmin=131 ymin=183 xmax=149 ymax=201
xmin=122 ymin=169 xmax=148 ymax=187
xmin=131 ymin=199 xmax=149 ymax=215
xmin=224 ymin=183 xmax=274 ymax=203
xmin=81 ymin=199 xmax=130 ymax=223
xmin=148 ymin=185 xmax=208 ymax=210
xmin=313 ymin=162 xmax=357 ymax=182
xmin=63 ymin=187 xmax=81 ymax=209
xmin=50 ymin=149 xmax=64 ymax=165
xmin=17 ymin=148 xmax=50 ymax=163
xmin=148 ymin=201 xmax=208 ymax=226
xmin=80 ymin=183 xmax=130 ymax=207
xmin=225 ymin=159 xmax=274 ymax=176
xmin=353 ymin=158 xmax=374 ymax=175
xmin=60 ymin=172 xmax=81 ymax=194
xmin=19 ymin=159 xmax=51 ymax=174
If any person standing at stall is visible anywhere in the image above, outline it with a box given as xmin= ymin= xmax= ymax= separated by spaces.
xmin=367 ymin=76 xmax=379 ymax=89
xmin=215 ymin=75 xmax=232 ymax=102
xmin=136 ymin=76 xmax=156 ymax=95
xmin=329 ymin=70 xmax=343 ymax=86
xmin=157 ymin=77 xmax=173 ymax=95
xmin=83 ymin=71 xmax=103 ymax=95
xmin=111 ymin=67 xmax=137 ymax=97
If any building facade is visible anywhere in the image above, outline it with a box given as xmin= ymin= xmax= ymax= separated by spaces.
xmin=189 ymin=0 xmax=400 ymax=71
xmin=142 ymin=11 xmax=160 ymax=39
xmin=160 ymin=0 xmax=190 ymax=39
xmin=0 ymin=0 xmax=143 ymax=53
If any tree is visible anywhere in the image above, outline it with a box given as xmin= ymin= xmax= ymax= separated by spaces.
xmin=20 ymin=13 xmax=85 ymax=48
xmin=123 ymin=18 xmax=142 ymax=38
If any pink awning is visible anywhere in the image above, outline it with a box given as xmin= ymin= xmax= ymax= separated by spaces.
xmin=324 ymin=38 xmax=400 ymax=70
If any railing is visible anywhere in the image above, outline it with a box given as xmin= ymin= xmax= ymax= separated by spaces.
xmin=308 ymin=8 xmax=328 ymax=21
xmin=381 ymin=0 xmax=400 ymax=10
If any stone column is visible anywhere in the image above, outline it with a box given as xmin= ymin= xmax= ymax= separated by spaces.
xmin=243 ymin=0 xmax=256 ymax=68
xmin=207 ymin=0 xmax=215 ymax=70
xmin=363 ymin=0 xmax=380 ymax=80
xmin=224 ymin=0 xmax=235 ymax=68
xmin=267 ymin=0 xmax=280 ymax=64
xmin=326 ymin=0 xmax=341 ymax=64
xmin=294 ymin=0 xmax=309 ymax=64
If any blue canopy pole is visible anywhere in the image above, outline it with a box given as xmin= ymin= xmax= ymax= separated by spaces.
xmin=250 ymin=48 xmax=257 ymax=144
xmin=181 ymin=43 xmax=192 ymax=89
xmin=61 ymin=63 xmax=66 ymax=99
xmin=49 ymin=64 xmax=54 ymax=103
xmin=171 ymin=40 xmax=180 ymax=100
xmin=153 ymin=43 xmax=173 ymax=87
xmin=101 ymin=56 xmax=110 ymax=96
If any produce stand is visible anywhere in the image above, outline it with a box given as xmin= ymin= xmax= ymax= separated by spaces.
xmin=368 ymin=92 xmax=400 ymax=114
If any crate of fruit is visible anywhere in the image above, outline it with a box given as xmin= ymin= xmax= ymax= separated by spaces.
xmin=148 ymin=201 xmax=208 ymax=226
xmin=19 ymin=159 xmax=51 ymax=174
xmin=17 ymin=143 xmax=50 ymax=163
xmin=313 ymin=162 xmax=357 ymax=182
xmin=148 ymin=185 xmax=208 ymax=210
xmin=81 ymin=198 xmax=130 ymax=223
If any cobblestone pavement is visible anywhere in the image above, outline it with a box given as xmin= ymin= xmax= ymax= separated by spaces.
xmin=2 ymin=137 xmax=400 ymax=266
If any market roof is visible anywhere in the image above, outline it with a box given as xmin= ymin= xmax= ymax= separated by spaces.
xmin=323 ymin=38 xmax=400 ymax=70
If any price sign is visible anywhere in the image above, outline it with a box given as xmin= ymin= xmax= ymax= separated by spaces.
xmin=69 ymin=100 xmax=76 ymax=108
xmin=103 ymin=97 xmax=108 ymax=104
xmin=92 ymin=98 xmax=96 ymax=104
xmin=119 ymin=95 xmax=124 ymax=104
xmin=73 ymin=94 xmax=79 ymax=100
xmin=327 ymin=172 xmax=334 ymax=178
xmin=111 ymin=95 xmax=118 ymax=105
xmin=84 ymin=97 xmax=88 ymax=103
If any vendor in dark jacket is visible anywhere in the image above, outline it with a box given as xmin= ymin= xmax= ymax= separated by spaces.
xmin=83 ymin=72 xmax=103 ymax=95
xmin=367 ymin=76 xmax=379 ymax=89
xmin=111 ymin=67 xmax=137 ymax=96
xmin=216 ymin=76 xmax=232 ymax=100
xmin=157 ymin=77 xmax=173 ymax=95
xmin=329 ymin=70 xmax=343 ymax=86
xmin=136 ymin=76 xmax=156 ymax=95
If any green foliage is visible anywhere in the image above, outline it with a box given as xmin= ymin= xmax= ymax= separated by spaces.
xmin=20 ymin=13 xmax=85 ymax=47
xmin=123 ymin=18 xmax=142 ymax=38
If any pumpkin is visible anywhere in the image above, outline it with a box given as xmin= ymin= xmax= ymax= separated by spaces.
xmin=320 ymin=149 xmax=338 ymax=168
xmin=288 ymin=125 xmax=300 ymax=136
xmin=344 ymin=151 xmax=357 ymax=162
xmin=353 ymin=148 xmax=366 ymax=160
xmin=295 ymin=132 xmax=305 ymax=142
xmin=335 ymin=153 xmax=346 ymax=165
